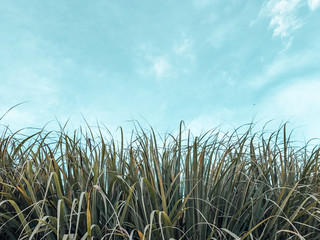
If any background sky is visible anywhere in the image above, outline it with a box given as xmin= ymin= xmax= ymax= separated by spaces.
xmin=1 ymin=0 xmax=320 ymax=141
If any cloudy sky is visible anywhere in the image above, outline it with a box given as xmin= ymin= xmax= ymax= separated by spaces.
xmin=1 ymin=0 xmax=320 ymax=140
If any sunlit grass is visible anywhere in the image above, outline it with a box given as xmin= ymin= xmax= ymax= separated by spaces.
xmin=0 ymin=121 xmax=319 ymax=239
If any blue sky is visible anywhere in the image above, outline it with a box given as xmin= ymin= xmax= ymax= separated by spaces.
xmin=1 ymin=0 xmax=320 ymax=140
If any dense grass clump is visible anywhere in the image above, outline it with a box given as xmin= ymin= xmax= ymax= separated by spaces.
xmin=0 ymin=122 xmax=320 ymax=239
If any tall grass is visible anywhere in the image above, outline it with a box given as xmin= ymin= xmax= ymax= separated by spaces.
xmin=0 ymin=121 xmax=319 ymax=239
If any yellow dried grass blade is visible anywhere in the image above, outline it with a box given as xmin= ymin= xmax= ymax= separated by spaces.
xmin=138 ymin=230 xmax=144 ymax=240
xmin=240 ymin=216 xmax=273 ymax=240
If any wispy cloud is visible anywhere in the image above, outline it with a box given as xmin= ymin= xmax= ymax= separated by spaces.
xmin=172 ymin=37 xmax=196 ymax=74
xmin=186 ymin=108 xmax=238 ymax=136
xmin=136 ymin=53 xmax=172 ymax=79
xmin=0 ymin=70 xmax=61 ymax=131
xmin=136 ymin=36 xmax=196 ymax=79
xmin=187 ymin=77 xmax=320 ymax=141
xmin=260 ymin=0 xmax=303 ymax=37
xmin=173 ymin=38 xmax=192 ymax=56
xmin=259 ymin=78 xmax=320 ymax=140
xmin=308 ymin=0 xmax=320 ymax=10
xmin=0 ymin=30 xmax=67 ymax=131
xmin=249 ymin=49 xmax=317 ymax=88
xmin=152 ymin=56 xmax=171 ymax=78
xmin=207 ymin=21 xmax=237 ymax=49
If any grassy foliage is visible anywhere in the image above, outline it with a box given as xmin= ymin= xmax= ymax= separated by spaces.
xmin=0 ymin=122 xmax=320 ymax=239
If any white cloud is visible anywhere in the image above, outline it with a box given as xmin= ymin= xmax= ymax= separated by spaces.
xmin=207 ymin=22 xmax=237 ymax=49
xmin=260 ymin=0 xmax=303 ymax=37
xmin=173 ymin=37 xmax=196 ymax=74
xmin=173 ymin=38 xmax=192 ymax=55
xmin=152 ymin=56 xmax=171 ymax=78
xmin=249 ymin=49 xmax=315 ymax=88
xmin=260 ymin=79 xmax=320 ymax=141
xmin=308 ymin=0 xmax=320 ymax=10
xmin=135 ymin=44 xmax=173 ymax=79
xmin=187 ymin=79 xmax=320 ymax=142
xmin=0 ymin=48 xmax=64 ymax=132
xmin=269 ymin=80 xmax=320 ymax=117
xmin=136 ymin=36 xmax=196 ymax=79
xmin=1 ymin=65 xmax=60 ymax=103
xmin=186 ymin=108 xmax=239 ymax=137
xmin=0 ymin=108 xmax=37 ymax=132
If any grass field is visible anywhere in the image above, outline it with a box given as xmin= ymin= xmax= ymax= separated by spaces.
xmin=0 ymin=121 xmax=319 ymax=239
